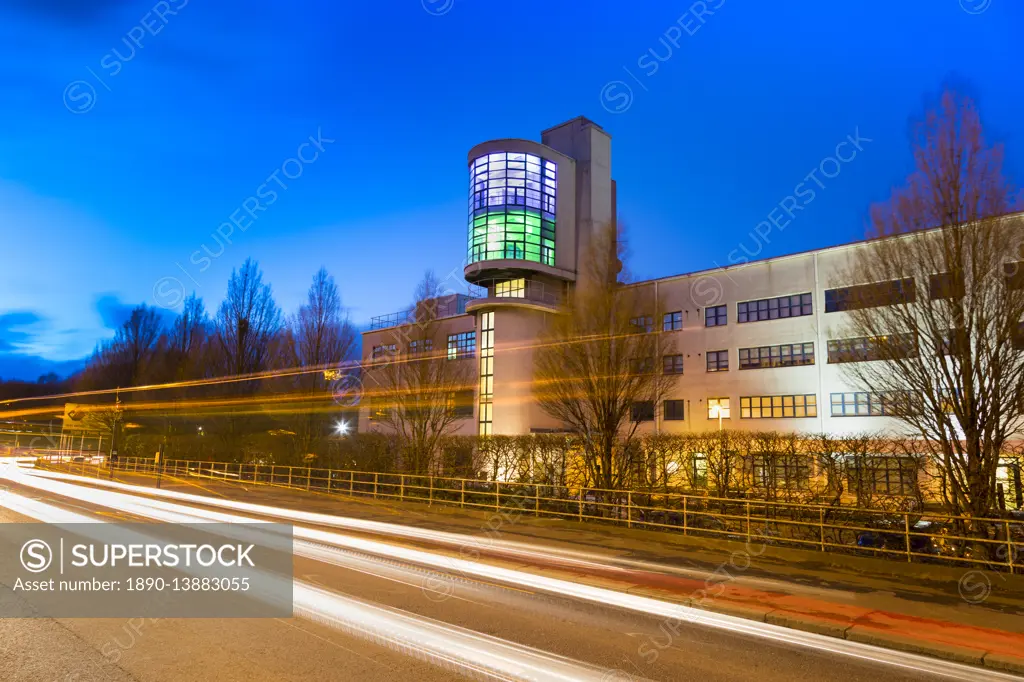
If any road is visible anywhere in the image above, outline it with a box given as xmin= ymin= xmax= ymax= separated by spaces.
xmin=0 ymin=459 xmax=1017 ymax=682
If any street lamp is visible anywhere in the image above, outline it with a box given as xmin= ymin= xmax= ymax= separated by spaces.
xmin=334 ymin=420 xmax=350 ymax=436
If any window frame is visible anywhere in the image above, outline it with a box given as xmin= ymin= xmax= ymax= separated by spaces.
xmin=706 ymin=350 xmax=729 ymax=372
xmin=737 ymin=293 xmax=812 ymax=323
xmin=704 ymin=305 xmax=727 ymax=327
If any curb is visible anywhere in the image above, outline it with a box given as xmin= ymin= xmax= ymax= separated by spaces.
xmin=525 ymin=562 xmax=1024 ymax=675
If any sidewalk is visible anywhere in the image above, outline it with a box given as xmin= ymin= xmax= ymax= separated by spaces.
xmin=54 ymin=465 xmax=1024 ymax=675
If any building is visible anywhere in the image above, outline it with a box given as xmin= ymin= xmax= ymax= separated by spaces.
xmin=359 ymin=115 xmax=930 ymax=441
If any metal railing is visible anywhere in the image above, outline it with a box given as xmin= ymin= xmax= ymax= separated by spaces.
xmin=370 ymin=294 xmax=480 ymax=330
xmin=35 ymin=454 xmax=1022 ymax=573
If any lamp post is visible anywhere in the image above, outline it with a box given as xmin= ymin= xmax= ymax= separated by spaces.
xmin=710 ymin=404 xmax=723 ymax=432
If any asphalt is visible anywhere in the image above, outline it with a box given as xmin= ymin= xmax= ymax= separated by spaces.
xmin=1 ymin=464 xmax=1020 ymax=681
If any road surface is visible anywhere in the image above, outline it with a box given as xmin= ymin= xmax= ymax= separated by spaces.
xmin=0 ymin=459 xmax=1016 ymax=682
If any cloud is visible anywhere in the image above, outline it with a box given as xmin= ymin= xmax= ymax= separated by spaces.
xmin=0 ymin=311 xmax=45 ymax=353
xmin=94 ymin=294 xmax=175 ymax=332
xmin=95 ymin=294 xmax=137 ymax=330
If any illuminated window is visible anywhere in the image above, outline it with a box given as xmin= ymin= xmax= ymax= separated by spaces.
xmin=707 ymin=398 xmax=730 ymax=419
xmin=447 ymin=332 xmax=476 ymax=360
xmin=740 ymin=395 xmax=817 ymax=419
xmin=495 ymin=279 xmax=525 ymax=298
xmin=663 ymin=311 xmax=682 ymax=331
xmin=469 ymin=152 xmax=556 ymax=266
xmin=478 ymin=312 xmax=494 ymax=436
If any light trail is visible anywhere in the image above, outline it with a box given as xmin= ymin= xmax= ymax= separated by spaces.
xmin=0 ymin=475 xmax=624 ymax=682
xmin=6 ymin=465 xmax=1020 ymax=682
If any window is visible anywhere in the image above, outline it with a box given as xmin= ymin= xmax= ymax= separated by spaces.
xmin=825 ymin=278 xmax=915 ymax=313
xmin=827 ymin=334 xmax=916 ymax=363
xmin=469 ymin=152 xmax=556 ymax=267
xmin=447 ymin=332 xmax=476 ymax=360
xmin=663 ymin=311 xmax=682 ymax=331
xmin=478 ymin=312 xmax=494 ymax=436
xmin=495 ymin=278 xmax=525 ymax=298
xmin=848 ymin=457 xmax=918 ymax=495
xmin=938 ymin=329 xmax=966 ymax=357
xmin=929 ymin=272 xmax=964 ymax=300
xmin=706 ymin=350 xmax=728 ymax=372
xmin=409 ymin=339 xmax=433 ymax=355
xmin=752 ymin=455 xmax=810 ymax=490
xmin=737 ymin=293 xmax=812 ymax=323
xmin=704 ymin=305 xmax=727 ymax=327
xmin=1005 ymin=262 xmax=1024 ymax=291
xmin=371 ymin=344 xmax=396 ymax=361
xmin=631 ymin=401 xmax=655 ymax=422
xmin=739 ymin=343 xmax=815 ymax=369
xmin=1013 ymin=322 xmax=1024 ymax=351
xmin=448 ymin=391 xmax=475 ymax=419
xmin=740 ymin=395 xmax=817 ymax=419
xmin=830 ymin=391 xmax=918 ymax=417
xmin=664 ymin=400 xmax=685 ymax=421
xmin=630 ymin=357 xmax=655 ymax=375
xmin=691 ymin=453 xmax=708 ymax=487
xmin=663 ymin=354 xmax=684 ymax=375
xmin=707 ymin=398 xmax=730 ymax=419
xmin=630 ymin=315 xmax=654 ymax=333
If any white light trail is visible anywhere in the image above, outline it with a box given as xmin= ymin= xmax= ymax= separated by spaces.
xmin=0 ymin=481 xmax=620 ymax=682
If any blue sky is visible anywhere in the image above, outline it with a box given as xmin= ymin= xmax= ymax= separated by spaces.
xmin=0 ymin=0 xmax=1021 ymax=380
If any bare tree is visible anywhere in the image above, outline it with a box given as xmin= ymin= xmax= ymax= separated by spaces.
xmin=534 ymin=222 xmax=677 ymax=490
xmin=835 ymin=91 xmax=1024 ymax=534
xmin=167 ymin=293 xmax=208 ymax=381
xmin=82 ymin=304 xmax=164 ymax=389
xmin=213 ymin=259 xmax=283 ymax=377
xmin=287 ymin=267 xmax=357 ymax=459
xmin=368 ymin=271 xmax=474 ymax=474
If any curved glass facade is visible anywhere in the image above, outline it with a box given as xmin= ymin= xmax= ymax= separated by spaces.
xmin=468 ymin=152 xmax=557 ymax=266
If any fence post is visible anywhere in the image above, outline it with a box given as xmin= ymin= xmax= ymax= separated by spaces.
xmin=374 ymin=472 xmax=379 ymax=499
xmin=1007 ymin=520 xmax=1015 ymax=574
xmin=495 ymin=481 xmax=500 ymax=511
xmin=578 ymin=489 xmax=583 ymax=523
xmin=904 ymin=512 xmax=912 ymax=563
xmin=350 ymin=470 xmax=354 ymax=495
xmin=133 ymin=458 xmax=138 ymax=473
xmin=288 ymin=467 xmax=293 ymax=488
xmin=400 ymin=475 xmax=405 ymax=501
xmin=428 ymin=475 xmax=433 ymax=506
xmin=306 ymin=467 xmax=311 ymax=491
xmin=535 ymin=484 xmax=540 ymax=517
xmin=683 ymin=496 xmax=688 ymax=535
xmin=460 ymin=479 xmax=465 ymax=508
xmin=746 ymin=501 xmax=751 ymax=542
xmin=627 ymin=492 xmax=633 ymax=529
xmin=819 ymin=508 xmax=825 ymax=552
xmin=327 ymin=470 xmax=332 ymax=494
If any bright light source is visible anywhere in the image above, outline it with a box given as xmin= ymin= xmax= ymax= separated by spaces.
xmin=334 ymin=420 xmax=349 ymax=436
